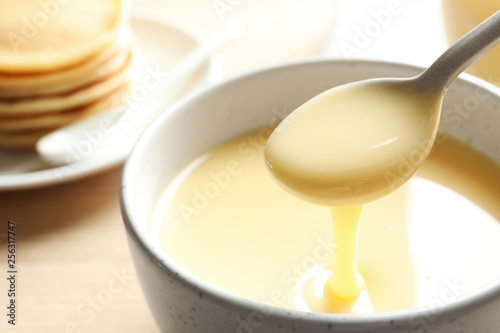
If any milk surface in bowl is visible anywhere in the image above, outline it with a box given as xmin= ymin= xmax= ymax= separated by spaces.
xmin=121 ymin=60 xmax=500 ymax=333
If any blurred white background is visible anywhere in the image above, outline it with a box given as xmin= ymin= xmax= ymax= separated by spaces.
xmin=131 ymin=0 xmax=448 ymax=77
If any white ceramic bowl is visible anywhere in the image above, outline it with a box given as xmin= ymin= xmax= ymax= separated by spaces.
xmin=121 ymin=60 xmax=500 ymax=333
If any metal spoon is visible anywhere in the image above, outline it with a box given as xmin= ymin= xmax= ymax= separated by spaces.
xmin=265 ymin=11 xmax=500 ymax=206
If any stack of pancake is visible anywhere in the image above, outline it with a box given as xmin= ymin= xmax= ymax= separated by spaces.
xmin=0 ymin=0 xmax=134 ymax=150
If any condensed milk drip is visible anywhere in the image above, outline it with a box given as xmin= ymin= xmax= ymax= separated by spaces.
xmin=265 ymin=80 xmax=444 ymax=313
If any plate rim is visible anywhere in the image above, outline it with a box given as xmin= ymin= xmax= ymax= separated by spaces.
xmin=0 ymin=8 xmax=221 ymax=191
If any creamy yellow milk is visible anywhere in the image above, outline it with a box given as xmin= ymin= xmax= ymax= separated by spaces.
xmin=154 ymin=129 xmax=500 ymax=313
xmin=264 ymin=81 xmax=444 ymax=312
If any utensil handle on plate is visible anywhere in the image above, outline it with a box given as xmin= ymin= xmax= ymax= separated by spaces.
xmin=37 ymin=22 xmax=245 ymax=165
xmin=96 ymin=22 xmax=246 ymax=156
xmin=113 ymin=21 xmax=247 ymax=140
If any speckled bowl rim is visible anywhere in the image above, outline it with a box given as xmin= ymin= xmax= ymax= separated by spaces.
xmin=121 ymin=59 xmax=500 ymax=328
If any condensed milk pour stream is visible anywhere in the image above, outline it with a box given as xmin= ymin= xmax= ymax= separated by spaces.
xmin=264 ymin=10 xmax=500 ymax=313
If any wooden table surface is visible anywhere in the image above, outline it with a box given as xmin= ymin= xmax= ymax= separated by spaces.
xmin=0 ymin=1 xmax=444 ymax=332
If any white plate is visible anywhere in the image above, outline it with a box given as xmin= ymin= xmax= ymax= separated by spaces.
xmin=0 ymin=9 xmax=221 ymax=191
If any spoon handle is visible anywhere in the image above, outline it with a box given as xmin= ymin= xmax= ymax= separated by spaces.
xmin=416 ymin=10 xmax=500 ymax=90
xmin=98 ymin=22 xmax=246 ymax=152
xmin=37 ymin=22 xmax=244 ymax=165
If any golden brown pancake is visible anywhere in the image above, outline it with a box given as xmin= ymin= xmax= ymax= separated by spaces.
xmin=0 ymin=0 xmax=128 ymax=73
xmin=0 ymin=0 xmax=133 ymax=151
xmin=0 ymin=30 xmax=132 ymax=97
xmin=0 ymin=83 xmax=130 ymax=132
xmin=0 ymin=46 xmax=135 ymax=115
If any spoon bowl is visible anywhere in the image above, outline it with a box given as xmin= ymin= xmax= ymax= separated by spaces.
xmin=265 ymin=77 xmax=443 ymax=206
xmin=264 ymin=10 xmax=500 ymax=206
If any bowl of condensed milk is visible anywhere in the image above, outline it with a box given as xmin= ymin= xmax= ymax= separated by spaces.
xmin=121 ymin=59 xmax=500 ymax=333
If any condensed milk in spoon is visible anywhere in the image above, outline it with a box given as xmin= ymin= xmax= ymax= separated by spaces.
xmin=265 ymin=11 xmax=500 ymax=312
